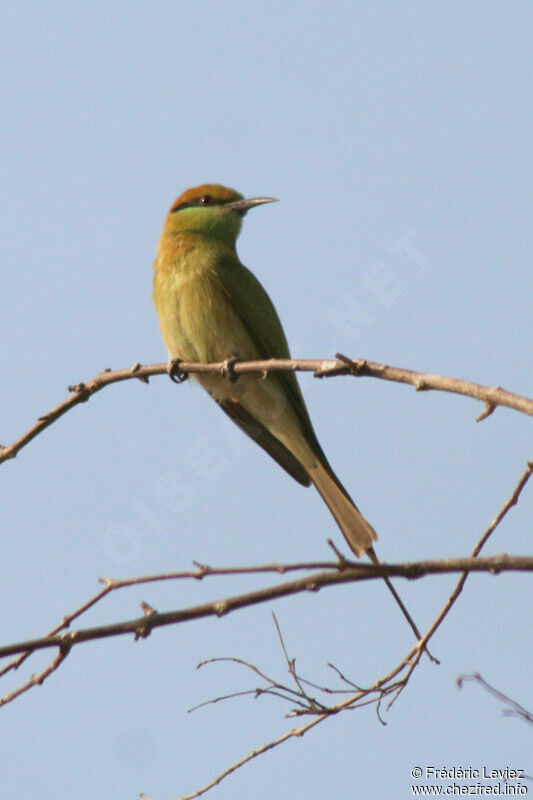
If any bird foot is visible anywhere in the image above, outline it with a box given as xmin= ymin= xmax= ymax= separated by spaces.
xmin=168 ymin=358 xmax=188 ymax=383
xmin=221 ymin=357 xmax=239 ymax=383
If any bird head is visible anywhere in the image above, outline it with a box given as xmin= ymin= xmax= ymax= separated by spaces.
xmin=162 ymin=184 xmax=277 ymax=248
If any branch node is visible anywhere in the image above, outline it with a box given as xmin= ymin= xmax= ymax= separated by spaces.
xmin=313 ymin=360 xmax=344 ymax=378
xmin=488 ymin=554 xmax=505 ymax=575
xmin=134 ymin=622 xmax=153 ymax=640
xmin=192 ymin=560 xmax=210 ymax=578
xmin=214 ymin=600 xmax=230 ymax=616
xmin=67 ymin=382 xmax=90 ymax=401
xmin=335 ymin=352 xmax=367 ymax=375
xmin=58 ymin=632 xmax=75 ymax=652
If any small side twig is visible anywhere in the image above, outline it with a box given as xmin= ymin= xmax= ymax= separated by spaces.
xmin=457 ymin=673 xmax=533 ymax=727
xmin=334 ymin=353 xmax=533 ymax=420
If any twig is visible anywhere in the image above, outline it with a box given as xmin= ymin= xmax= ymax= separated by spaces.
xmin=272 ymin=612 xmax=311 ymax=702
xmin=457 ymin=673 xmax=533 ymax=726
xmin=193 ymin=655 xmax=328 ymax=714
xmin=0 ymin=582 xmax=113 ymax=683
xmin=334 ymin=354 xmax=533 ymax=419
xmin=383 ymin=459 xmax=533 ymax=711
xmin=0 ymin=645 xmax=71 ymax=707
xmin=140 ymin=711 xmax=330 ymax=800
xmin=140 ymin=646 xmax=427 ymax=800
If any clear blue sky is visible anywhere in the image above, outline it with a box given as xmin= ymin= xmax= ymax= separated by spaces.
xmin=2 ymin=3 xmax=531 ymax=798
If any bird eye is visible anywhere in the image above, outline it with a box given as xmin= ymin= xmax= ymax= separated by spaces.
xmin=199 ymin=195 xmax=213 ymax=205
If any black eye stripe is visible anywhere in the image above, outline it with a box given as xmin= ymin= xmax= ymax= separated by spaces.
xmin=171 ymin=195 xmax=221 ymax=213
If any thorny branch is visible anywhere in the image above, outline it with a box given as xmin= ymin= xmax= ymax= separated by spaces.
xmin=1 ymin=459 xmax=531 ymax=734
xmin=0 ymin=555 xmax=532 ymax=667
xmin=1 ymin=356 xmax=532 ymax=464
xmin=1 ymin=359 xmax=532 ymax=797
xmin=1 ymin=435 xmax=532 ymax=706
xmin=141 ymin=459 xmax=533 ymax=800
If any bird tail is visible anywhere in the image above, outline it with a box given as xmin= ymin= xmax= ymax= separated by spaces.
xmin=308 ymin=460 xmax=377 ymax=557
xmin=309 ymin=460 xmax=435 ymax=660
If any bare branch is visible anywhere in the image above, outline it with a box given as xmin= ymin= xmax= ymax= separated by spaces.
xmin=0 ymin=645 xmax=71 ymax=707
xmin=1 ymin=555 xmax=531 ymax=664
xmin=161 ymin=456 xmax=532 ymax=799
xmin=1 ymin=453 xmax=531 ymax=706
xmin=194 ymin=654 xmax=327 ymax=714
xmin=378 ymin=457 xmax=533 ymax=717
xmin=334 ymin=354 xmax=533 ymax=418
xmin=457 ymin=673 xmax=533 ymax=727
xmin=272 ymin=612 xmax=312 ymax=703
xmin=0 ymin=456 xmax=530 ymax=800
xmin=140 ymin=709 xmax=329 ymax=800
xmin=139 ymin=637 xmax=430 ymax=800
xmin=2 ymin=357 xmax=531 ymax=464
xmin=1 ymin=347 xmax=530 ymax=799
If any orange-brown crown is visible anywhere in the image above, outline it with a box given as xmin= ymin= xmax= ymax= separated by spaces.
xmin=168 ymin=184 xmax=242 ymax=216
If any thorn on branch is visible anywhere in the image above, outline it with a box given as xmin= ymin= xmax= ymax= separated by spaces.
xmin=131 ymin=362 xmax=149 ymax=384
xmin=477 ymin=401 xmax=496 ymax=422
xmin=327 ymin=539 xmax=349 ymax=565
xmin=67 ymin=382 xmax=90 ymax=401
xmin=192 ymin=560 xmax=210 ymax=578
xmin=335 ymin=352 xmax=368 ymax=375
xmin=134 ymin=602 xmax=157 ymax=639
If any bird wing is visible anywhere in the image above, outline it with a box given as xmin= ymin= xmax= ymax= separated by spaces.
xmin=217 ymin=397 xmax=311 ymax=485
xmin=213 ymin=257 xmax=328 ymax=471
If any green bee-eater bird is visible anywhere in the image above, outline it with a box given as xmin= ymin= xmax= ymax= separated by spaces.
xmin=152 ymin=184 xmax=426 ymax=646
